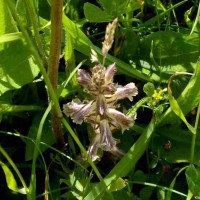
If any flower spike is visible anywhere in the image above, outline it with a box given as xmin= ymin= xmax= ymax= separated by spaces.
xmin=63 ymin=19 xmax=138 ymax=161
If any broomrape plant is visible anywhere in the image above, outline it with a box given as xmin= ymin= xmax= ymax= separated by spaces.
xmin=63 ymin=19 xmax=138 ymax=161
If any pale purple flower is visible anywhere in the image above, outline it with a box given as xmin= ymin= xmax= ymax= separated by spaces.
xmin=88 ymin=131 xmax=101 ymax=161
xmin=77 ymin=69 xmax=92 ymax=87
xmin=100 ymin=119 xmax=116 ymax=151
xmin=107 ymin=108 xmax=136 ymax=132
xmin=108 ymin=83 xmax=138 ymax=102
xmin=63 ymin=99 xmax=93 ymax=124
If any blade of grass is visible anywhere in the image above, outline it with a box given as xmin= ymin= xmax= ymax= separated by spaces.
xmin=190 ymin=0 xmax=200 ymax=35
xmin=29 ymin=105 xmax=51 ymax=199
xmin=133 ymin=181 xmax=187 ymax=198
xmin=166 ymin=166 xmax=188 ymax=200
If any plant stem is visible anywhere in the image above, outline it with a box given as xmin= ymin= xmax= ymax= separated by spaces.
xmin=48 ymin=0 xmax=65 ymax=149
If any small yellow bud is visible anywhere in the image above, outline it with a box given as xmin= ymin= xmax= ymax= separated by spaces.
xmin=152 ymin=89 xmax=164 ymax=101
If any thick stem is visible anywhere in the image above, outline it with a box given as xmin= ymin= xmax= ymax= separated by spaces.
xmin=48 ymin=0 xmax=65 ymax=149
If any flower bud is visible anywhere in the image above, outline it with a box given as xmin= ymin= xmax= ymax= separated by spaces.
xmin=105 ymin=63 xmax=116 ymax=84
xmin=77 ymin=69 xmax=92 ymax=87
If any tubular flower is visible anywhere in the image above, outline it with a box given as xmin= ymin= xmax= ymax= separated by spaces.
xmin=63 ymin=99 xmax=93 ymax=125
xmin=63 ymin=19 xmax=138 ymax=161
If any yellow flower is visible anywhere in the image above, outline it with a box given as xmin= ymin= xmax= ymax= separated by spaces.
xmin=152 ymin=89 xmax=164 ymax=101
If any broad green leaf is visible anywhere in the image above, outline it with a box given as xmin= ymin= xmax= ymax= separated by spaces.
xmin=138 ymin=31 xmax=200 ymax=69
xmin=186 ymin=164 xmax=200 ymax=197
xmin=0 ymin=40 xmax=40 ymax=95
xmin=117 ymin=29 xmax=139 ymax=62
xmin=150 ymin=126 xmax=200 ymax=164
xmin=84 ymin=118 xmax=155 ymax=200
xmin=0 ymin=161 xmax=19 ymax=192
xmin=159 ymin=61 xmax=200 ymax=125
xmin=25 ymin=114 xmax=56 ymax=160
xmin=0 ymin=1 xmax=14 ymax=36
xmin=84 ymin=3 xmax=112 ymax=22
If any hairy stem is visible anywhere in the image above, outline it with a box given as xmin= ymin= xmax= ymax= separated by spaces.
xmin=48 ymin=0 xmax=65 ymax=149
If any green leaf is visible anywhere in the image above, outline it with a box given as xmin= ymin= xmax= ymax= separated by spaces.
xmin=84 ymin=3 xmax=112 ymax=22
xmin=25 ymin=114 xmax=56 ymax=160
xmin=0 ymin=161 xmax=19 ymax=192
xmin=107 ymin=178 xmax=127 ymax=192
xmin=84 ymin=118 xmax=155 ymax=200
xmin=186 ymin=164 xmax=200 ymax=197
xmin=0 ymin=40 xmax=40 ymax=95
